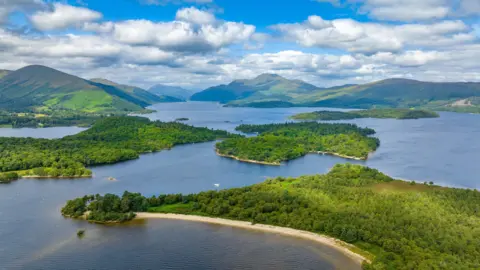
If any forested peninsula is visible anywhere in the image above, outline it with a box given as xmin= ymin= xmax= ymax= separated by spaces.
xmin=0 ymin=116 xmax=236 ymax=180
xmin=216 ymin=122 xmax=379 ymax=164
xmin=290 ymin=109 xmax=439 ymax=121
xmin=61 ymin=164 xmax=480 ymax=269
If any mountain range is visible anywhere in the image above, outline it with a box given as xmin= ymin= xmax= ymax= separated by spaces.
xmin=0 ymin=65 xmax=180 ymax=113
xmin=148 ymin=84 xmax=197 ymax=100
xmin=191 ymin=74 xmax=480 ymax=112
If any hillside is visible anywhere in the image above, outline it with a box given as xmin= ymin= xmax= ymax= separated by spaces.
xmin=148 ymin=84 xmax=196 ymax=100
xmin=302 ymin=79 xmax=480 ymax=110
xmin=0 ymin=65 xmax=157 ymax=113
xmin=190 ymin=74 xmax=319 ymax=103
xmin=195 ymin=76 xmax=480 ymax=113
xmin=90 ymin=78 xmax=183 ymax=104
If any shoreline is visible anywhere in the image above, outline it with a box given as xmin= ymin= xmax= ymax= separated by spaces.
xmin=215 ymin=150 xmax=281 ymax=166
xmin=21 ymin=175 xmax=92 ymax=179
xmin=313 ymin=151 xmax=366 ymax=161
xmin=136 ymin=213 xmax=368 ymax=265
xmin=215 ymin=149 xmax=366 ymax=165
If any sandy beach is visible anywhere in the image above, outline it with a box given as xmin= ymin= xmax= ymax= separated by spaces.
xmin=313 ymin=151 xmax=367 ymax=161
xmin=135 ymin=213 xmax=368 ymax=265
xmin=215 ymin=150 xmax=282 ymax=166
xmin=215 ymin=149 xmax=366 ymax=166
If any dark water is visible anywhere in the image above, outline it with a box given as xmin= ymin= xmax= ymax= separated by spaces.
xmin=1 ymin=102 xmax=479 ymax=270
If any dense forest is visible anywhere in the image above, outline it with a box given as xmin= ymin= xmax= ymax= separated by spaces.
xmin=0 ymin=116 xmax=236 ymax=178
xmin=216 ymin=122 xmax=379 ymax=163
xmin=290 ymin=109 xmax=440 ymax=121
xmin=62 ymin=164 xmax=480 ymax=269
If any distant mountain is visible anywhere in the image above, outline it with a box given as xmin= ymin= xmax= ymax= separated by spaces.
xmin=191 ymin=74 xmax=319 ymax=103
xmin=0 ymin=65 xmax=158 ymax=113
xmin=148 ymin=84 xmax=197 ymax=100
xmin=90 ymin=78 xmax=183 ymax=104
xmin=0 ymin=70 xmax=12 ymax=79
xmin=194 ymin=75 xmax=480 ymax=113
xmin=303 ymin=79 xmax=480 ymax=110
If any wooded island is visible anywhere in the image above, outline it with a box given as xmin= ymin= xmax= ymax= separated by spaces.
xmin=216 ymin=122 xmax=379 ymax=164
xmin=290 ymin=109 xmax=439 ymax=121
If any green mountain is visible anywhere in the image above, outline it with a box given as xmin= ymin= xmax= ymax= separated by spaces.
xmin=0 ymin=70 xmax=12 ymax=79
xmin=148 ymin=84 xmax=196 ymax=100
xmin=0 ymin=65 xmax=158 ymax=113
xmin=190 ymin=74 xmax=319 ymax=103
xmin=90 ymin=78 xmax=183 ymax=104
xmin=301 ymin=79 xmax=480 ymax=110
xmin=196 ymin=75 xmax=480 ymax=112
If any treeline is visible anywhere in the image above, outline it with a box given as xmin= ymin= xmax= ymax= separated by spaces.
xmin=62 ymin=164 xmax=480 ymax=269
xmin=216 ymin=122 xmax=379 ymax=163
xmin=290 ymin=109 xmax=439 ymax=121
xmin=0 ymin=116 xmax=237 ymax=177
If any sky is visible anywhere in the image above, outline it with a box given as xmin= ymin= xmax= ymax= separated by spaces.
xmin=0 ymin=0 xmax=479 ymax=89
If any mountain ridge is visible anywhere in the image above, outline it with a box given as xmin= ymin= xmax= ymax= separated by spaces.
xmin=192 ymin=74 xmax=480 ymax=112
xmin=191 ymin=73 xmax=319 ymax=103
xmin=0 ymin=65 xmax=159 ymax=113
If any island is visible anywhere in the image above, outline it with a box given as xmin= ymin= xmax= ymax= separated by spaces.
xmin=215 ymin=122 xmax=379 ymax=164
xmin=290 ymin=109 xmax=440 ymax=121
xmin=61 ymin=164 xmax=480 ymax=269
xmin=0 ymin=116 xmax=237 ymax=181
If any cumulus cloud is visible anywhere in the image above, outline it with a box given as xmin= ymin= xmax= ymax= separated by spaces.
xmin=87 ymin=7 xmax=255 ymax=53
xmin=175 ymin=7 xmax=215 ymax=25
xmin=359 ymin=0 xmax=450 ymax=21
xmin=30 ymin=3 xmax=102 ymax=31
xmin=272 ymin=15 xmax=474 ymax=53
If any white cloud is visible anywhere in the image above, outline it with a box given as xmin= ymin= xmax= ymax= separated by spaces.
xmin=89 ymin=7 xmax=255 ymax=53
xmin=360 ymin=0 xmax=450 ymax=21
xmin=272 ymin=15 xmax=474 ymax=54
xmin=175 ymin=7 xmax=215 ymax=24
xmin=30 ymin=3 xmax=102 ymax=31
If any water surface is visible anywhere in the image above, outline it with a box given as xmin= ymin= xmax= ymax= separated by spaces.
xmin=1 ymin=102 xmax=479 ymax=269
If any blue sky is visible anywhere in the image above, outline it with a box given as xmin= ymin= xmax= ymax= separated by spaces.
xmin=0 ymin=0 xmax=479 ymax=89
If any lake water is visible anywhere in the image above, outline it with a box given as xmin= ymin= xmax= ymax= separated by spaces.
xmin=1 ymin=102 xmax=479 ymax=269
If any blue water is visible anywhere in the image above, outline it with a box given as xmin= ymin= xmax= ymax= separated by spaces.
xmin=1 ymin=102 xmax=479 ymax=269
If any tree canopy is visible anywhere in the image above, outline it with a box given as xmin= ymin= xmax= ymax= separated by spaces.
xmin=290 ymin=109 xmax=440 ymax=121
xmin=0 ymin=116 xmax=237 ymax=178
xmin=62 ymin=164 xmax=480 ymax=269
xmin=216 ymin=122 xmax=379 ymax=163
